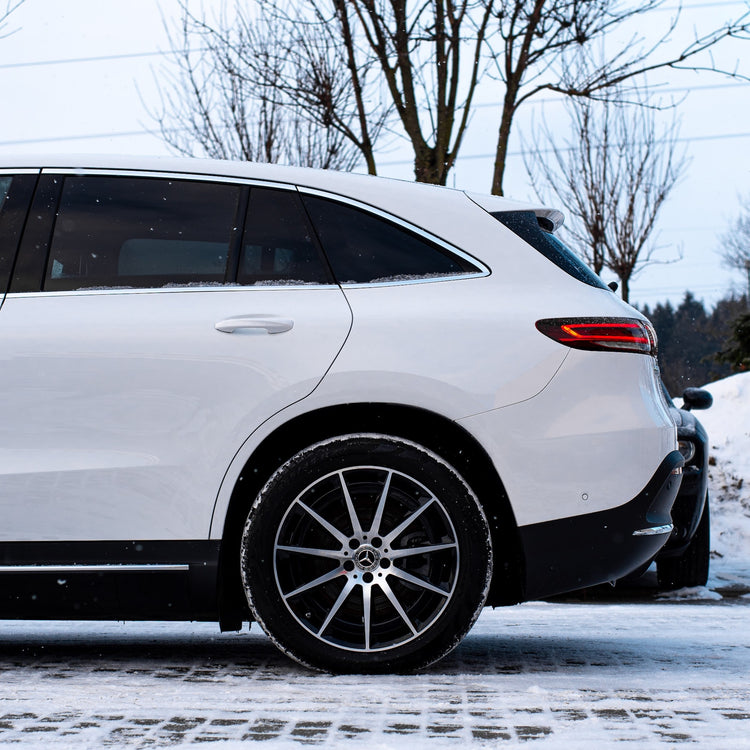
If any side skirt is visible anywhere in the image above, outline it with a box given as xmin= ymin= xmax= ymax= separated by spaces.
xmin=0 ymin=541 xmax=221 ymax=621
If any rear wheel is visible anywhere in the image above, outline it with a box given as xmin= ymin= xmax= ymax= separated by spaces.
xmin=240 ymin=435 xmax=492 ymax=672
xmin=657 ymin=497 xmax=710 ymax=590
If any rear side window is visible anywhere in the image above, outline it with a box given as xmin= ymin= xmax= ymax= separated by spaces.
xmin=238 ymin=188 xmax=331 ymax=285
xmin=302 ymin=194 xmax=481 ymax=284
xmin=491 ymin=211 xmax=609 ymax=290
xmin=45 ymin=176 xmax=242 ymax=291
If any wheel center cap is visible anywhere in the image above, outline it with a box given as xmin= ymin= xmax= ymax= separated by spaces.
xmin=354 ymin=545 xmax=381 ymax=571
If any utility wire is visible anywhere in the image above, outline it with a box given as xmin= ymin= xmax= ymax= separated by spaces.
xmin=2 ymin=127 xmax=748 ymax=150
xmin=0 ymin=48 xmax=203 ymax=70
xmin=0 ymin=130 xmax=154 ymax=147
xmin=378 ymin=131 xmax=750 ymax=166
xmin=662 ymin=0 xmax=748 ymax=8
xmin=0 ymin=0 xmax=743 ymax=71
xmin=471 ymin=82 xmax=750 ymax=110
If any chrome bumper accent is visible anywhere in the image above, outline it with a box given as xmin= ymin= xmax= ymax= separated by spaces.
xmin=632 ymin=523 xmax=673 ymax=537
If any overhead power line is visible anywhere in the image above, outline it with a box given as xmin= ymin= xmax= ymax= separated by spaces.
xmin=2 ymin=125 xmax=748 ymax=151
xmin=662 ymin=1 xmax=748 ymax=8
xmin=0 ymin=130 xmax=154 ymax=147
xmin=378 ymin=131 xmax=750 ymax=166
xmin=471 ymin=82 xmax=750 ymax=110
xmin=0 ymin=48 xmax=196 ymax=70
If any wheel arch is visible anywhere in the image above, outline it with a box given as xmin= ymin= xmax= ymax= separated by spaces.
xmin=216 ymin=403 xmax=525 ymax=630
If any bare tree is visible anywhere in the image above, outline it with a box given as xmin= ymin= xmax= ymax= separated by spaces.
xmin=488 ymin=0 xmax=749 ymax=195
xmin=150 ymin=2 xmax=366 ymax=170
xmin=152 ymin=1 xmax=748 ymax=188
xmin=720 ymin=196 xmax=750 ymax=284
xmin=0 ymin=1 xmax=24 ymax=39
xmin=323 ymin=0 xmax=495 ymax=184
xmin=524 ymin=94 xmax=688 ymax=303
xmin=255 ymin=0 xmax=392 ymax=175
xmin=153 ymin=0 xmax=492 ymax=182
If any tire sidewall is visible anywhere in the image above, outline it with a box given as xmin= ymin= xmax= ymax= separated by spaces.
xmin=240 ymin=434 xmax=492 ymax=673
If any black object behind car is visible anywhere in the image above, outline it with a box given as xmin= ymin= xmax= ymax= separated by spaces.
xmin=656 ymin=384 xmax=713 ymax=589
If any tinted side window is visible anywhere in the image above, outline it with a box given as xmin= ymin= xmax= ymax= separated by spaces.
xmin=302 ymin=195 xmax=480 ymax=284
xmin=491 ymin=211 xmax=609 ymax=291
xmin=0 ymin=174 xmax=37 ymax=295
xmin=45 ymin=176 xmax=242 ymax=291
xmin=238 ymin=188 xmax=331 ymax=285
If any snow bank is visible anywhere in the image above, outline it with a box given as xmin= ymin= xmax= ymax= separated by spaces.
xmin=685 ymin=371 xmax=750 ymax=583
xmin=656 ymin=585 xmax=722 ymax=601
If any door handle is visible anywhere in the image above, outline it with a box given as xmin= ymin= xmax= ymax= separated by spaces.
xmin=214 ymin=316 xmax=294 ymax=334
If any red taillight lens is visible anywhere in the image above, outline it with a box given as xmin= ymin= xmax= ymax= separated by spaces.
xmin=536 ymin=317 xmax=657 ymax=355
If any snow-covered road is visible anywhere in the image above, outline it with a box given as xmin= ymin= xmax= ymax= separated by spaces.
xmin=1 ymin=587 xmax=748 ymax=749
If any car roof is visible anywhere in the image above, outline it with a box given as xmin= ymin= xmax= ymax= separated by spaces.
xmin=1 ymin=154 xmax=562 ymax=228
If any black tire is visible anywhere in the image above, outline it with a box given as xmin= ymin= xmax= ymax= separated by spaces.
xmin=656 ymin=496 xmax=710 ymax=590
xmin=240 ymin=434 xmax=493 ymax=673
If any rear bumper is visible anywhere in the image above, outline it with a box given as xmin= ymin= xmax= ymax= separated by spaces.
xmin=519 ymin=450 xmax=683 ymax=600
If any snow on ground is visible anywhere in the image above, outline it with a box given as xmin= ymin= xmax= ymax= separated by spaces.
xmin=0 ymin=601 xmax=748 ymax=749
xmin=689 ymin=372 xmax=750 ymax=591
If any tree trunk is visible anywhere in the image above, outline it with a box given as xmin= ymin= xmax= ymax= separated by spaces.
xmin=491 ymin=91 xmax=517 ymax=196
xmin=620 ymin=275 xmax=630 ymax=303
xmin=414 ymin=147 xmax=448 ymax=185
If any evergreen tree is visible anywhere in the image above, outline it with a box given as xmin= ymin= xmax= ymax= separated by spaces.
xmin=716 ymin=312 xmax=750 ymax=372
xmin=644 ymin=292 xmax=745 ymax=395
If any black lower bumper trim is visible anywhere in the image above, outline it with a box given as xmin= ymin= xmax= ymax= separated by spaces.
xmin=519 ymin=450 xmax=683 ymax=600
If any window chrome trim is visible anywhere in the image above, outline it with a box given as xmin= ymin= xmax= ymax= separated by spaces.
xmin=297 ymin=186 xmax=491 ymax=283
xmin=40 ymin=167 xmax=297 ymax=192
xmin=0 ymin=564 xmax=189 ymax=573
xmin=0 ymin=168 xmax=41 ymax=175
xmin=334 ymin=274 xmax=487 ymax=289
xmin=4 ymin=283 xmax=338 ymax=300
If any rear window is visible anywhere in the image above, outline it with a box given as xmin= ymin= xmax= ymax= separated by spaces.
xmin=491 ymin=211 xmax=609 ymax=290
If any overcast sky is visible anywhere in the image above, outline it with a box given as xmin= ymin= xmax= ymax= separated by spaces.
xmin=1 ymin=0 xmax=748 ymax=309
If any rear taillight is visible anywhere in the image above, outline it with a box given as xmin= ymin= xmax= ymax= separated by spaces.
xmin=536 ymin=317 xmax=657 ymax=355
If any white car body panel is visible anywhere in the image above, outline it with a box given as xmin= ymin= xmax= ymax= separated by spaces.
xmin=0 ymin=286 xmax=351 ymax=541
xmin=458 ymin=350 xmax=675 ymax=526
xmin=1 ymin=156 xmax=677 ymax=561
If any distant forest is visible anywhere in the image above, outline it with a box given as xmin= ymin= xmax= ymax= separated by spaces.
xmin=640 ymin=292 xmax=748 ymax=397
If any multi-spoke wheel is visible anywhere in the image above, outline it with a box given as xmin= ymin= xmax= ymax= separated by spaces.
xmin=240 ymin=435 xmax=492 ymax=673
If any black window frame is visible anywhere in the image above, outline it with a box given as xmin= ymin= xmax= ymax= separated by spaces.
xmin=237 ymin=186 xmax=335 ymax=287
xmin=10 ymin=173 xmax=62 ymax=294
xmin=0 ymin=172 xmax=39 ymax=300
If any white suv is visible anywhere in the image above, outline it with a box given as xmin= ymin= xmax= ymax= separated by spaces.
xmin=0 ymin=157 xmax=680 ymax=672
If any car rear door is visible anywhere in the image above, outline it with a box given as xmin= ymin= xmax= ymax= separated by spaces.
xmin=0 ymin=171 xmax=352 ymax=542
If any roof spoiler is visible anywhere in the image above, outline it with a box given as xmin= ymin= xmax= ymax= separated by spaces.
xmin=464 ymin=192 xmax=564 ymax=232
xmin=535 ymin=209 xmax=564 ymax=232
